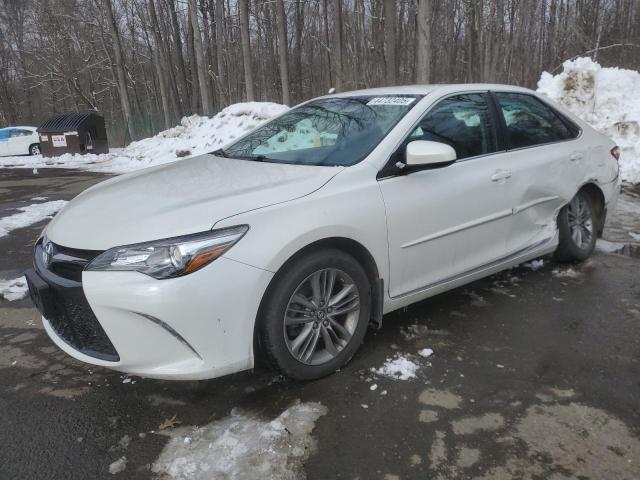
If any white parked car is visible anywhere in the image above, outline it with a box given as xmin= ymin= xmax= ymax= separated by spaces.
xmin=26 ymin=85 xmax=621 ymax=381
xmin=0 ymin=126 xmax=40 ymax=156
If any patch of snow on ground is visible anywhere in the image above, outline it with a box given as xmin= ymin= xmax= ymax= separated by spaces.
xmin=0 ymin=276 xmax=28 ymax=301
xmin=537 ymin=57 xmax=640 ymax=183
xmin=522 ymin=259 xmax=544 ymax=271
xmin=0 ymin=200 xmax=67 ymax=238
xmin=0 ymin=102 xmax=288 ymax=174
xmin=629 ymin=232 xmax=640 ymax=241
xmin=552 ymin=268 xmax=582 ymax=279
xmin=109 ymin=456 xmax=127 ymax=475
xmin=596 ymin=239 xmax=626 ymax=253
xmin=372 ymin=354 xmax=420 ymax=380
xmin=418 ymin=348 xmax=434 ymax=358
xmin=152 ymin=401 xmax=327 ymax=480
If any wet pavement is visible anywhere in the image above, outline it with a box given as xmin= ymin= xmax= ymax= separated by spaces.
xmin=1 ymin=168 xmax=639 ymax=479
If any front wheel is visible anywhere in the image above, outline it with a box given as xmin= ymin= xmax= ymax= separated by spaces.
xmin=29 ymin=144 xmax=40 ymax=155
xmin=555 ymin=190 xmax=597 ymax=262
xmin=257 ymin=249 xmax=371 ymax=380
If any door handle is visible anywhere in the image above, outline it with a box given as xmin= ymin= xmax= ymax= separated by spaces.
xmin=569 ymin=152 xmax=584 ymax=162
xmin=491 ymin=170 xmax=512 ymax=182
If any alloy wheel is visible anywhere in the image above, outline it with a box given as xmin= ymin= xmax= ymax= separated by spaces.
xmin=567 ymin=194 xmax=593 ymax=250
xmin=284 ymin=268 xmax=361 ymax=365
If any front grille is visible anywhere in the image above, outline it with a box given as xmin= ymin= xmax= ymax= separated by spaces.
xmin=47 ymin=287 xmax=119 ymax=361
xmin=49 ymin=243 xmax=102 ymax=282
xmin=34 ymin=240 xmax=118 ymax=362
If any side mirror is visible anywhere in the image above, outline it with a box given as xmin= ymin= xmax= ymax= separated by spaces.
xmin=404 ymin=140 xmax=457 ymax=171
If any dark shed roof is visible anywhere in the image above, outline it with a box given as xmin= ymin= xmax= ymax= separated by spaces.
xmin=37 ymin=111 xmax=99 ymax=133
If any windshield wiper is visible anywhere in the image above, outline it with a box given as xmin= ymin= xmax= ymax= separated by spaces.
xmin=212 ymin=148 xmax=228 ymax=157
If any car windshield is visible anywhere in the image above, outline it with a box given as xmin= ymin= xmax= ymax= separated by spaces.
xmin=217 ymin=95 xmax=421 ymax=166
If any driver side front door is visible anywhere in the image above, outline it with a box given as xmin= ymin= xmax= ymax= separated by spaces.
xmin=379 ymin=92 xmax=517 ymax=298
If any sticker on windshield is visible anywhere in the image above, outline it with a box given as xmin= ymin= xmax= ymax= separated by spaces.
xmin=366 ymin=97 xmax=415 ymax=106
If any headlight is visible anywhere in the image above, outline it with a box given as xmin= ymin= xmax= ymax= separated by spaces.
xmin=86 ymin=226 xmax=248 ymax=279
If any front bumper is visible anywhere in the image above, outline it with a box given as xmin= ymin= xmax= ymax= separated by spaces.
xmin=28 ymin=244 xmax=273 ymax=380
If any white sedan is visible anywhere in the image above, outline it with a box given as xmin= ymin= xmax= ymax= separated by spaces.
xmin=26 ymin=84 xmax=621 ymax=380
xmin=0 ymin=126 xmax=41 ymax=156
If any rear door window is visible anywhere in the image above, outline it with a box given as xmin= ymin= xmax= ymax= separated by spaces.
xmin=10 ymin=129 xmax=33 ymax=137
xmin=409 ymin=93 xmax=498 ymax=160
xmin=495 ymin=93 xmax=577 ymax=149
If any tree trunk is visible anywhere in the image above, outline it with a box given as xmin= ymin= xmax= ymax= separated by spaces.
xmin=384 ymin=0 xmax=397 ymax=85
xmin=147 ymin=0 xmax=171 ymax=129
xmin=168 ymin=0 xmax=190 ymax=108
xmin=415 ymin=0 xmax=432 ymax=83
xmin=238 ymin=0 xmax=255 ymax=101
xmin=188 ymin=0 xmax=213 ymax=116
xmin=332 ymin=0 xmax=343 ymax=91
xmin=103 ymin=0 xmax=136 ymax=141
xmin=275 ymin=0 xmax=290 ymax=105
xmin=214 ymin=0 xmax=228 ymax=106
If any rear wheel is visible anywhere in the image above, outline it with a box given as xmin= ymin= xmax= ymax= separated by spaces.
xmin=29 ymin=144 xmax=40 ymax=155
xmin=258 ymin=249 xmax=371 ymax=380
xmin=555 ymin=190 xmax=597 ymax=262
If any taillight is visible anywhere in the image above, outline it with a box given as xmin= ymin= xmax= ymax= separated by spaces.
xmin=610 ymin=146 xmax=620 ymax=161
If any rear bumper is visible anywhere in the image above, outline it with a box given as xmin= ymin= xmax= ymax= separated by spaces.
xmin=30 ymin=250 xmax=273 ymax=380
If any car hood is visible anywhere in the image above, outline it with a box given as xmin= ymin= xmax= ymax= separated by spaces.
xmin=46 ymin=154 xmax=342 ymax=250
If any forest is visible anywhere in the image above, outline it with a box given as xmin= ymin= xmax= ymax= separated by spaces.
xmin=1 ymin=0 xmax=639 ymax=145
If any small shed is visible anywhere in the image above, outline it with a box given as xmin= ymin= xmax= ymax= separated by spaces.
xmin=37 ymin=112 xmax=109 ymax=157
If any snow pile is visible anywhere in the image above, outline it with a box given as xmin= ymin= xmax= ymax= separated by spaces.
xmin=0 ymin=276 xmax=28 ymax=301
xmin=0 ymin=102 xmax=288 ymax=174
xmin=0 ymin=200 xmax=67 ymax=238
xmin=372 ymin=354 xmax=420 ymax=380
xmin=537 ymin=57 xmax=640 ymax=183
xmin=152 ymin=402 xmax=327 ymax=480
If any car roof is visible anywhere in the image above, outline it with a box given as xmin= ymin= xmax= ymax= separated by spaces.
xmin=320 ymin=83 xmax=535 ymax=99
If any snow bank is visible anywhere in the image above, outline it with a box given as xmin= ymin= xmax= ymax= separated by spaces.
xmin=0 ymin=200 xmax=67 ymax=238
xmin=537 ymin=57 xmax=640 ymax=183
xmin=0 ymin=102 xmax=288 ymax=174
xmin=152 ymin=402 xmax=327 ymax=480
xmin=0 ymin=276 xmax=28 ymax=301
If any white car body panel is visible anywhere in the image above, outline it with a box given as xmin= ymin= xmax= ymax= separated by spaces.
xmin=37 ymin=84 xmax=621 ymax=380
xmin=46 ymin=155 xmax=342 ymax=249
xmin=0 ymin=126 xmax=39 ymax=156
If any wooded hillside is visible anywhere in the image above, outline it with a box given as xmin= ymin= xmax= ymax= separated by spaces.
xmin=1 ymin=0 xmax=639 ymax=145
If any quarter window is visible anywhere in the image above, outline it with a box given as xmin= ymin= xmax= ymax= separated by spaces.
xmin=409 ymin=93 xmax=498 ymax=160
xmin=10 ymin=129 xmax=32 ymax=137
xmin=495 ymin=93 xmax=577 ymax=149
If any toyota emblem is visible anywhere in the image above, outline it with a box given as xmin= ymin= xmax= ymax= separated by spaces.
xmin=42 ymin=240 xmax=54 ymax=266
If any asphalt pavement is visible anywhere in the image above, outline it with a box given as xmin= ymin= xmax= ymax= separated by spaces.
xmin=1 ymin=168 xmax=639 ymax=480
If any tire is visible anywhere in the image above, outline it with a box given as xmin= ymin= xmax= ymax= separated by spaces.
xmin=554 ymin=190 xmax=597 ymax=262
xmin=29 ymin=144 xmax=40 ymax=155
xmin=257 ymin=248 xmax=371 ymax=380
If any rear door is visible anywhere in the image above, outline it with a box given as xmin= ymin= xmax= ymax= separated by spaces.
xmin=0 ymin=128 xmax=10 ymax=156
xmin=379 ymin=92 xmax=518 ymax=298
xmin=491 ymin=92 xmax=584 ymax=253
xmin=8 ymin=128 xmax=34 ymax=155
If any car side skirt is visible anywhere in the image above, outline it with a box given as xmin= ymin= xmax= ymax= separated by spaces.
xmin=384 ymin=234 xmax=558 ymax=313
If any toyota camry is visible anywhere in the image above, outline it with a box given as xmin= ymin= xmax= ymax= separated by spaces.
xmin=26 ymin=84 xmax=621 ymax=380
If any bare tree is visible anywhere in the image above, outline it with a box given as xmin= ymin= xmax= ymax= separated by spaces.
xmin=415 ymin=0 xmax=432 ymax=83
xmin=188 ymin=0 xmax=213 ymax=115
xmin=102 ymin=0 xmax=135 ymax=141
xmin=275 ymin=0 xmax=290 ymax=105
xmin=1 ymin=0 xmax=639 ymax=145
xmin=238 ymin=0 xmax=255 ymax=101
xmin=332 ymin=0 xmax=343 ymax=91
xmin=384 ymin=0 xmax=397 ymax=86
